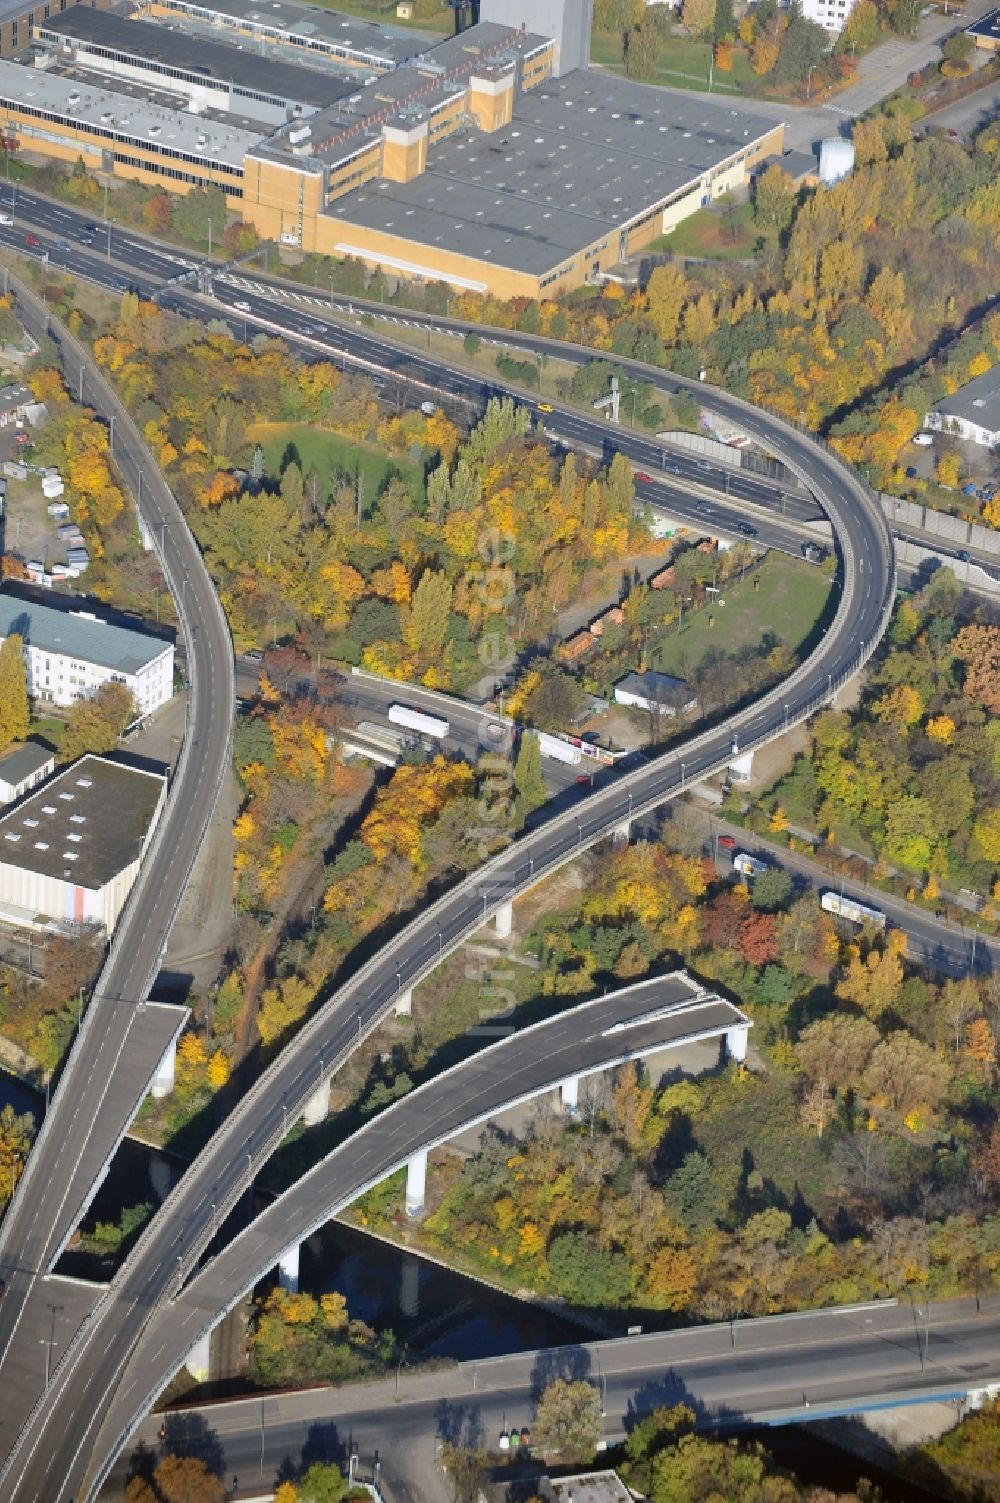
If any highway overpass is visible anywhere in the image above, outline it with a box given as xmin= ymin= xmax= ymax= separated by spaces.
xmin=0 ymin=206 xmax=895 ymax=1499
xmin=104 ymin=1295 xmax=1000 ymax=1503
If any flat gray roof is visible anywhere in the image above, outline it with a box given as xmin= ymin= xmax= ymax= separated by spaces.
xmin=325 ymin=70 xmax=781 ymax=275
xmin=0 ymin=742 xmax=54 ymax=788
xmin=617 ymin=670 xmax=691 ymax=697
xmin=932 ymin=366 xmax=1000 ymax=429
xmin=36 ymin=8 xmax=355 ymax=111
xmin=0 ymin=755 xmax=164 ymax=889
xmin=0 ymin=56 xmax=262 ymax=169
xmin=156 ymin=0 xmax=429 ymax=67
xmin=0 ymin=595 xmax=172 ymax=676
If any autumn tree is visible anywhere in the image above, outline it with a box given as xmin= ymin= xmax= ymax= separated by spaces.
xmin=0 ymin=1103 xmax=34 ymax=1206
xmin=533 ymin=1378 xmax=603 ymax=1463
xmin=795 ymin=1013 xmax=879 ymax=1093
xmin=0 ymin=634 xmax=29 ymax=750
xmin=59 ymin=682 xmax=137 ymax=763
xmin=681 ymin=0 xmax=716 ymax=37
xmin=953 ymin=625 xmax=1000 ymax=714
xmin=836 ymin=941 xmax=904 ymax=1021
xmin=862 ymin=1033 xmax=950 ymax=1120
xmin=753 ymin=165 xmax=796 ymax=237
xmin=150 ymin=1455 xmax=226 ymax=1503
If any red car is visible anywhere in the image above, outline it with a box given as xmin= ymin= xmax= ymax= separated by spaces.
xmin=717 ymin=834 xmax=736 ymax=850
xmin=634 ymin=471 xmax=653 ymax=483
xmin=23 ymin=232 xmax=38 ymax=247
xmin=575 ymin=773 xmax=593 ymax=786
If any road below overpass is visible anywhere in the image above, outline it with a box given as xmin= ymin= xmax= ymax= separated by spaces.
xmin=0 ymin=206 xmax=894 ymax=1500
xmin=0 ymin=280 xmax=235 ymax=1459
xmin=102 ymin=1295 xmax=1000 ymax=1503
xmin=85 ymin=976 xmax=750 ymax=1485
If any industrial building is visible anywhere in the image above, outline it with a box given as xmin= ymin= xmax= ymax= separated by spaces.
xmin=0 ymin=594 xmax=174 ymax=714
xmin=0 ymin=753 xmax=166 ymax=932
xmin=614 ymin=670 xmax=698 ymax=717
xmin=925 ymin=368 xmax=1000 ymax=448
xmin=800 ymin=0 xmax=857 ymax=34
xmin=0 ymin=0 xmax=112 ymax=61
xmin=0 ymin=741 xmax=54 ymax=805
xmin=2 ymin=0 xmax=785 ymax=296
xmin=967 ymin=7 xmax=1000 ymax=50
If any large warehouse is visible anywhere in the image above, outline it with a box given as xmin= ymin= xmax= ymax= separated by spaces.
xmin=0 ymin=0 xmax=785 ymax=296
xmin=0 ymin=754 xmax=166 ymax=933
xmin=0 ymin=595 xmax=174 ymax=714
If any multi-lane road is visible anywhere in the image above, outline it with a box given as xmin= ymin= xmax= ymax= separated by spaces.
xmin=0 ymin=275 xmax=235 ymax=1456
xmin=105 ymin=1295 xmax=1000 ymax=1503
xmin=0 ymin=195 xmax=899 ymax=1499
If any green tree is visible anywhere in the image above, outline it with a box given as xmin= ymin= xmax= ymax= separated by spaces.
xmin=462 ymin=330 xmax=481 ymax=356
xmin=662 ymin=1151 xmax=727 ymax=1234
xmin=170 ymin=184 xmax=227 ymax=248
xmin=533 ymin=1378 xmax=603 ymax=1464
xmin=624 ymin=18 xmax=661 ymax=79
xmin=753 ymin=164 xmax=796 ymax=237
xmin=440 ymin=1445 xmax=488 ymax=1503
xmin=298 ymin=1462 xmax=350 ymax=1503
xmin=714 ymin=0 xmax=734 ymax=38
xmin=749 ymin=867 xmax=793 ymax=912
xmin=59 ymin=681 xmax=137 ymax=763
xmin=0 ymin=633 xmax=29 ymax=750
xmin=773 ymin=3 xmax=827 ymax=82
xmin=405 ymin=567 xmax=453 ymax=662
xmin=547 ymin=1230 xmax=630 ymax=1305
xmin=514 ymin=730 xmax=546 ymax=816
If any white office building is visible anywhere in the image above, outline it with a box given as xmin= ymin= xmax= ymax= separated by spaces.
xmin=0 ymin=595 xmax=173 ymax=715
xmin=800 ymin=0 xmax=855 ymax=33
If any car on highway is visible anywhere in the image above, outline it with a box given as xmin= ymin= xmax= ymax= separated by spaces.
xmin=695 ymin=500 xmax=712 ymax=515
xmin=111 ymin=275 xmax=127 ymax=290
xmin=634 ymin=471 xmax=653 ymax=483
xmin=23 ymin=232 xmax=38 ymax=246
xmin=244 ymin=648 xmax=263 ymax=663
xmin=575 ymin=773 xmax=594 ymax=786
xmin=955 ymin=549 xmax=970 ymax=563
xmin=76 ymin=231 xmax=93 ymax=245
xmin=737 ymin=521 xmax=758 ymax=536
xmin=232 ymin=300 xmax=252 ymax=313
xmin=717 ymin=834 xmax=736 ymax=849
xmin=0 ymin=212 xmax=11 ymax=226
xmin=85 ymin=223 xmax=100 ymax=233
xmin=537 ymin=402 xmax=554 ymax=413
xmin=666 ymin=463 xmax=682 ymax=474
xmin=696 ymin=459 xmax=713 ymax=472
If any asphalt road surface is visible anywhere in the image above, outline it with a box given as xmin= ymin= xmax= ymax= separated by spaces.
xmin=0 ymin=204 xmax=894 ymax=1499
xmin=0 ymin=279 xmax=235 ymax=1455
xmin=103 ymin=1295 xmax=1000 ymax=1503
xmin=87 ymin=977 xmax=749 ymax=1483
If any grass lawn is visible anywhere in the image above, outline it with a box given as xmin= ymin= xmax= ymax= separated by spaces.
xmin=591 ymin=29 xmax=759 ymax=95
xmin=653 ymin=553 xmax=831 ymax=678
xmin=652 ymin=201 xmax=759 ymax=260
xmin=246 ymin=422 xmax=426 ymax=505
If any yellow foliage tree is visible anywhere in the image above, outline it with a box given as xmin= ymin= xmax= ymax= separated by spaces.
xmin=925 ymin=715 xmax=955 ymax=746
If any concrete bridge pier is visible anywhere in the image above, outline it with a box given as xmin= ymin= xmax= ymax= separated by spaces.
xmin=405 ymin=1149 xmax=428 ymax=1217
xmin=495 ymin=900 xmax=513 ymax=939
xmin=185 ymin=1331 xmax=211 ymax=1382
xmin=560 ymin=1075 xmax=579 ymax=1112
xmin=726 ymin=1024 xmax=749 ymax=1063
xmin=613 ymin=819 xmax=631 ymax=845
xmin=728 ymin=750 xmax=754 ymax=785
xmin=151 ymin=1037 xmax=177 ymax=1099
xmin=302 ymin=1076 xmax=331 ymax=1126
xmin=278 ymin=1243 xmax=300 ymax=1293
xmin=394 ymin=988 xmax=412 ymax=1018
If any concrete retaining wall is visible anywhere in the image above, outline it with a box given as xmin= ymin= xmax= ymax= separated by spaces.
xmin=881 ymin=494 xmax=1000 ymax=558
xmin=895 ymin=537 xmax=1000 ymax=597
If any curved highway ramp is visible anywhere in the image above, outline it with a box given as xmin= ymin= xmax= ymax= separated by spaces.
xmin=85 ymin=973 xmax=749 ymax=1493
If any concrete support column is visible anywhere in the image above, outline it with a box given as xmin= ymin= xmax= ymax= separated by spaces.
xmin=494 ymin=900 xmax=513 ymax=939
xmin=561 ymin=1075 xmax=579 ymax=1112
xmin=151 ymin=1037 xmax=176 ymax=1099
xmin=405 ymin=1149 xmax=428 ymax=1217
xmin=394 ymin=988 xmax=412 ymax=1018
xmin=278 ymin=1242 xmax=300 ymax=1293
xmin=302 ymin=1076 xmax=331 ymax=1126
xmin=185 ymin=1331 xmax=211 ymax=1383
xmin=728 ymin=750 xmax=754 ymax=785
xmin=613 ymin=819 xmax=631 ymax=845
xmin=726 ymin=1025 xmax=749 ymax=1064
